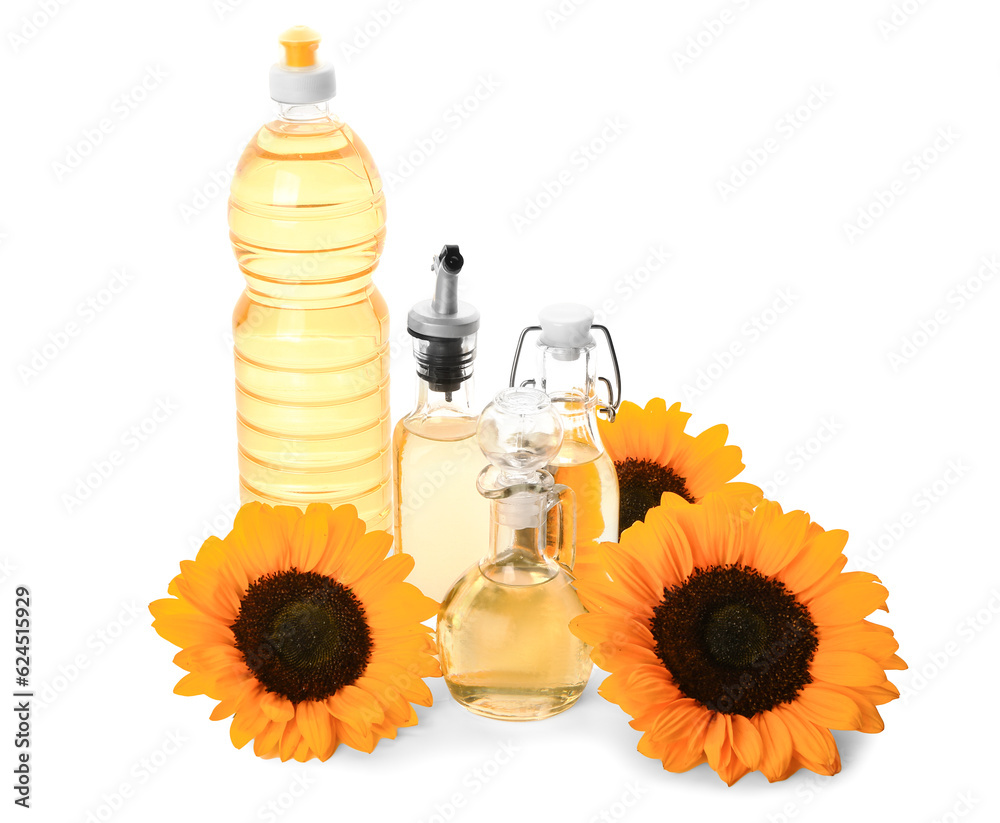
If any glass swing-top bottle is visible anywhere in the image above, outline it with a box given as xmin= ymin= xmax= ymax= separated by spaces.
xmin=437 ymin=387 xmax=593 ymax=721
xmin=510 ymin=304 xmax=621 ymax=572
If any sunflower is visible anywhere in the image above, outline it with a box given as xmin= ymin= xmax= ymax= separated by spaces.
xmin=570 ymin=492 xmax=905 ymax=785
xmin=598 ymin=399 xmax=761 ymax=538
xmin=149 ymin=502 xmax=440 ymax=762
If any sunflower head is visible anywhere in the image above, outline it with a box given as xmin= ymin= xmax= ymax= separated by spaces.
xmin=598 ymin=399 xmax=762 ymax=537
xmin=571 ymin=493 xmax=905 ymax=785
xmin=150 ymin=502 xmax=440 ymax=762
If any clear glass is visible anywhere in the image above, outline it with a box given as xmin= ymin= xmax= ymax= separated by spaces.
xmin=230 ymin=101 xmax=391 ymax=530
xmin=537 ymin=344 xmax=619 ymax=554
xmin=392 ymin=376 xmax=488 ymax=602
xmin=437 ymin=485 xmax=592 ymax=721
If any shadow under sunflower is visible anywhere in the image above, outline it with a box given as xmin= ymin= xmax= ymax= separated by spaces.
xmin=571 ymin=492 xmax=905 ymax=785
xmin=149 ymin=502 xmax=440 ymax=762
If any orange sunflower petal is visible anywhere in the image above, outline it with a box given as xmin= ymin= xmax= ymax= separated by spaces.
xmin=730 ymin=714 xmax=764 ymax=771
xmin=278 ymin=722 xmax=302 ymax=762
xmin=338 ymin=529 xmax=394 ymax=587
xmin=309 ymin=504 xmax=365 ymax=577
xmin=295 ymin=700 xmax=334 ymax=758
xmin=808 ymin=579 xmax=890 ymax=625
xmin=793 ymin=684 xmax=863 ymax=731
xmin=251 ymin=720 xmax=284 ymax=758
xmin=288 ymin=505 xmax=331 ymax=572
xmin=230 ymin=706 xmax=269 ymax=749
xmin=259 ymin=690 xmax=295 ymax=722
xmin=811 ymin=650 xmax=890 ymax=688
xmin=775 ymin=705 xmax=840 ymax=773
xmin=755 ymin=710 xmax=794 ymax=782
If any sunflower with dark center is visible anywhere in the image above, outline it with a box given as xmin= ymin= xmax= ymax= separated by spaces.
xmin=150 ymin=502 xmax=440 ymax=762
xmin=597 ymin=399 xmax=762 ymax=538
xmin=570 ymin=492 xmax=906 ymax=785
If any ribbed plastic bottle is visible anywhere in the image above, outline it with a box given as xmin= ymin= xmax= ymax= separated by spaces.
xmin=229 ymin=26 xmax=391 ymax=530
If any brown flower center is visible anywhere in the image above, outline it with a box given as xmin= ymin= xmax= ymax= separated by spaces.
xmin=649 ymin=565 xmax=817 ymax=717
xmin=616 ymin=458 xmax=695 ymax=537
xmin=230 ymin=569 xmax=372 ymax=704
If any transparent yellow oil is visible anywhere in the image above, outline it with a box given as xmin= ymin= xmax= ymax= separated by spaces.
xmin=437 ymin=558 xmax=592 ymax=721
xmin=548 ymin=438 xmax=619 ymax=572
xmin=547 ymin=400 xmax=619 ymax=545
xmin=392 ymin=416 xmax=489 ymax=602
xmin=230 ymin=111 xmax=391 ymax=530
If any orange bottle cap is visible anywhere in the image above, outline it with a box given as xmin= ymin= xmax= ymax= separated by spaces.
xmin=279 ymin=25 xmax=321 ymax=68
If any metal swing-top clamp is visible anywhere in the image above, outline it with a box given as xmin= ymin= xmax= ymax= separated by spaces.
xmin=508 ymin=303 xmax=622 ymax=422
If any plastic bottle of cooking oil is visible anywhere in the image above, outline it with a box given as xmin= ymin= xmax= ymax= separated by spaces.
xmin=230 ymin=26 xmax=390 ymax=530
xmin=437 ymin=388 xmax=592 ymax=721
xmin=510 ymin=304 xmax=621 ymax=571
xmin=393 ymin=245 xmax=488 ymax=602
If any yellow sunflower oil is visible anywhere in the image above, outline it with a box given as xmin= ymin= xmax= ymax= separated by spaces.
xmin=230 ymin=27 xmax=391 ymax=530
xmin=549 ymin=420 xmax=619 ymax=569
xmin=394 ymin=417 xmax=487 ymax=601
xmin=438 ymin=561 xmax=592 ymax=720
xmin=437 ymin=388 xmax=592 ymax=721
xmin=393 ymin=246 xmax=488 ymax=601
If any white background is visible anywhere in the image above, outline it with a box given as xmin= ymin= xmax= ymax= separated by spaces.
xmin=3 ymin=0 xmax=999 ymax=821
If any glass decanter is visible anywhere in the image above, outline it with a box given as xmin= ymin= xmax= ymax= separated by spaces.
xmin=437 ymin=387 xmax=593 ymax=721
